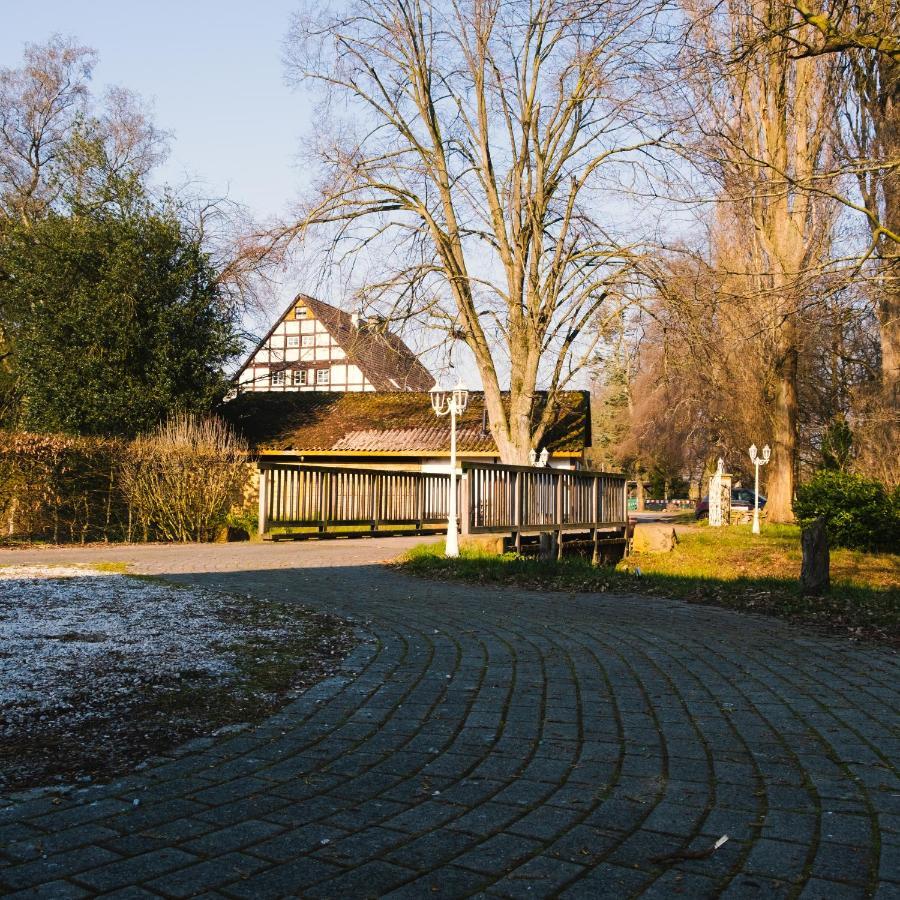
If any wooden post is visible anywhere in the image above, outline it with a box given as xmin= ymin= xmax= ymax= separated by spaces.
xmin=591 ymin=528 xmax=600 ymax=566
xmin=319 ymin=470 xmax=328 ymax=533
xmin=513 ymin=470 xmax=521 ymax=553
xmin=555 ymin=473 xmax=563 ymax=525
xmin=458 ymin=472 xmax=470 ymax=537
xmin=539 ymin=531 xmax=553 ymax=560
xmin=555 ymin=472 xmax=565 ymax=561
xmin=372 ymin=476 xmax=381 ymax=533
xmin=258 ymin=467 xmax=268 ymax=536
xmin=416 ymin=475 xmax=425 ymax=532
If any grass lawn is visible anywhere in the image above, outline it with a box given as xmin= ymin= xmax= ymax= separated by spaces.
xmin=398 ymin=524 xmax=900 ymax=644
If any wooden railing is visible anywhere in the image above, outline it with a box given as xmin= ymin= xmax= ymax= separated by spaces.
xmin=460 ymin=463 xmax=627 ymax=535
xmin=257 ymin=461 xmax=627 ymax=544
xmin=258 ymin=463 xmax=450 ymax=535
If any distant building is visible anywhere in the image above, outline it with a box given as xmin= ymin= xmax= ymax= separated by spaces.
xmin=225 ymin=390 xmax=592 ymax=471
xmin=235 ymin=294 xmax=435 ymax=393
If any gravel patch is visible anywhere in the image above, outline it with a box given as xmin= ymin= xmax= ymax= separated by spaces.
xmin=0 ymin=565 xmax=354 ymax=791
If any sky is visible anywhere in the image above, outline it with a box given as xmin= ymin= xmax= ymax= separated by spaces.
xmin=1 ymin=0 xmax=311 ymax=222
xmin=1 ymin=2 xmax=659 ymax=390
xmin=1 ymin=0 xmax=487 ymax=384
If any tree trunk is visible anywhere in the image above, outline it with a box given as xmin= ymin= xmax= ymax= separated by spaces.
xmin=484 ymin=379 xmax=541 ymax=465
xmin=880 ymin=141 xmax=899 ymax=402
xmin=767 ymin=339 xmax=799 ymax=523
xmin=880 ymin=274 xmax=900 ymax=403
xmin=800 ymin=518 xmax=830 ymax=595
xmin=878 ymin=58 xmax=900 ymax=402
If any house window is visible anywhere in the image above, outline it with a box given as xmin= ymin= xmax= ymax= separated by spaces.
xmin=301 ymin=335 xmax=314 ymax=348
xmin=292 ymin=369 xmax=307 ymax=386
xmin=316 ymin=368 xmax=330 ymax=385
xmin=270 ymin=370 xmax=285 ymax=386
xmin=286 ymin=335 xmax=300 ymax=348
xmin=295 ymin=305 xmax=308 ymax=319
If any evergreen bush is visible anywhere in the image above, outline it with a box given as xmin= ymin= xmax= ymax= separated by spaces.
xmin=794 ymin=471 xmax=899 ymax=553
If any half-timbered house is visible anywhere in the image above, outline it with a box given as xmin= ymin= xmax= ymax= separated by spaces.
xmin=235 ymin=295 xmax=435 ymax=393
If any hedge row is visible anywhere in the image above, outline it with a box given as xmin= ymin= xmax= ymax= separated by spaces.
xmin=0 ymin=433 xmax=131 ymax=543
xmin=0 ymin=427 xmax=252 ymax=544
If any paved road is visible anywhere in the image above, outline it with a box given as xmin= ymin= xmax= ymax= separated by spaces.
xmin=0 ymin=540 xmax=898 ymax=898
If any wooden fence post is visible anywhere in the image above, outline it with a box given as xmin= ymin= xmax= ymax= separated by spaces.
xmin=373 ymin=476 xmax=381 ymax=533
xmin=258 ymin=466 xmax=268 ymax=536
xmin=555 ymin=473 xmax=564 ymax=559
xmin=319 ymin=470 xmax=328 ymax=533
xmin=416 ymin=476 xmax=425 ymax=533
xmin=513 ymin=470 xmax=522 ymax=554
xmin=459 ymin=471 xmax=470 ymax=537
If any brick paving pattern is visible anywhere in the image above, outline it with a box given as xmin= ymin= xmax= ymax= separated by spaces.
xmin=0 ymin=540 xmax=898 ymax=898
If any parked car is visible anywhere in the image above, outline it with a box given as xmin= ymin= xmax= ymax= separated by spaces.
xmin=695 ymin=488 xmax=766 ymax=520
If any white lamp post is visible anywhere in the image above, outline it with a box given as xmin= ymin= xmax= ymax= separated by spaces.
xmin=431 ymin=380 xmax=469 ymax=557
xmin=748 ymin=443 xmax=771 ymax=534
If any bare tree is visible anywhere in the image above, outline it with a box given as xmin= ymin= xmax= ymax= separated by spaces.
xmin=0 ymin=36 xmax=168 ymax=226
xmin=0 ymin=36 xmax=95 ymax=226
xmin=785 ymin=1 xmax=900 ymax=61
xmin=739 ymin=1 xmax=899 ymax=400
xmin=840 ymin=18 xmax=900 ymax=400
xmin=282 ymin=0 xmax=662 ymax=463
xmin=672 ymin=0 xmax=841 ymax=521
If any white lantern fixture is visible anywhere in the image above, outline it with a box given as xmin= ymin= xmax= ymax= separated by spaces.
xmin=529 ymin=447 xmax=549 ymax=468
xmin=748 ymin=443 xmax=771 ymax=535
xmin=431 ymin=379 xmax=469 ymax=557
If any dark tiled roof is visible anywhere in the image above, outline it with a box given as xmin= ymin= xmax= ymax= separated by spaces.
xmin=236 ymin=294 xmax=435 ymax=391
xmin=303 ymin=297 xmax=435 ymax=392
xmin=224 ymin=390 xmax=590 ymax=455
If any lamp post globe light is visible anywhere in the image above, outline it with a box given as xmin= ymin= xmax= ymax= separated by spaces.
xmin=431 ymin=380 xmax=469 ymax=557
xmin=748 ymin=443 xmax=771 ymax=535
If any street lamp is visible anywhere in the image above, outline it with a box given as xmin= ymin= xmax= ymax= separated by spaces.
xmin=431 ymin=380 xmax=469 ymax=557
xmin=748 ymin=443 xmax=771 ymax=535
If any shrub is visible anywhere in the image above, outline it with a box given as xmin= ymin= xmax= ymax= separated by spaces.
xmin=0 ymin=432 xmax=129 ymax=542
xmin=794 ymin=471 xmax=899 ymax=553
xmin=121 ymin=415 xmax=249 ymax=542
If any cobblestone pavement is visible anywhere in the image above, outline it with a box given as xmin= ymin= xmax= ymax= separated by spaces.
xmin=1 ymin=541 xmax=898 ymax=899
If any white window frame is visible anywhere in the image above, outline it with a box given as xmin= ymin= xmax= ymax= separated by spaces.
xmin=301 ymin=334 xmax=314 ymax=348
xmin=286 ymin=335 xmax=300 ymax=348
xmin=270 ymin=370 xmax=286 ymax=387
xmin=292 ymin=369 xmax=307 ymax=386
xmin=316 ymin=368 xmax=330 ymax=385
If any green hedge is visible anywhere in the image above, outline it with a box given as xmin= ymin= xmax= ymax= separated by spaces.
xmin=794 ymin=471 xmax=899 ymax=553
